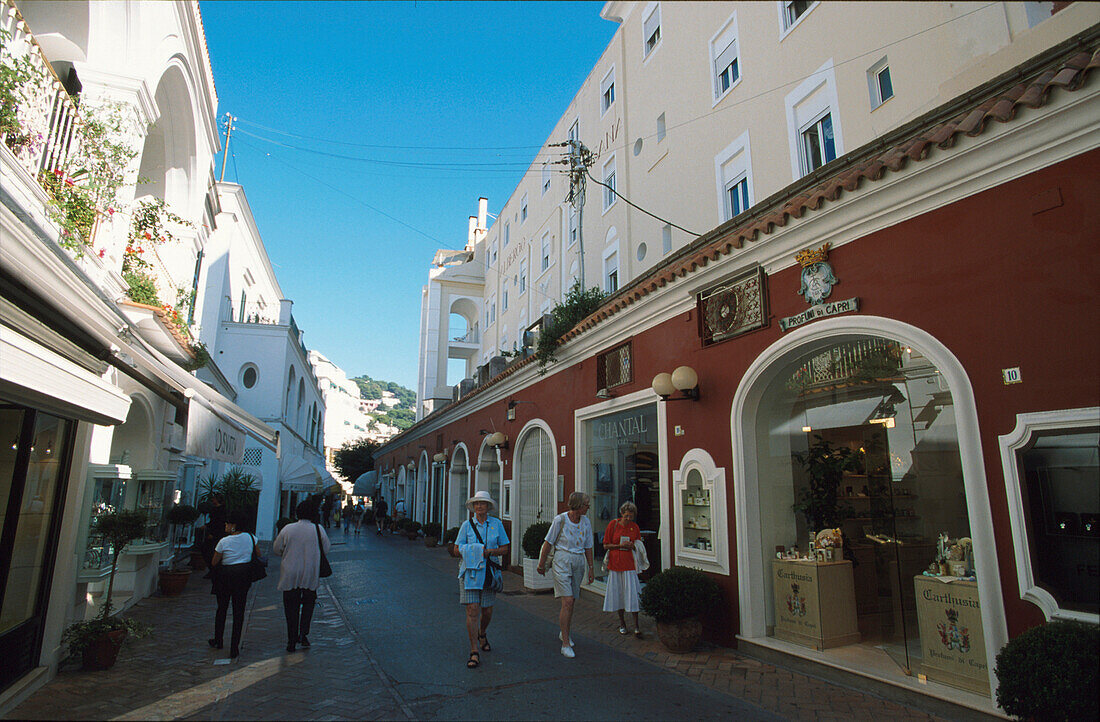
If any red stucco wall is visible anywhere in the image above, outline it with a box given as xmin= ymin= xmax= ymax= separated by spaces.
xmin=383 ymin=149 xmax=1100 ymax=645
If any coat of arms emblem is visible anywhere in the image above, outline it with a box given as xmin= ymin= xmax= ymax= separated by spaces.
xmin=786 ymin=582 xmax=807 ymax=617
xmin=936 ymin=608 xmax=971 ymax=653
xmin=796 ymin=243 xmax=837 ymax=306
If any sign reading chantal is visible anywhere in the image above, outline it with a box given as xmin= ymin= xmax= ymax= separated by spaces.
xmin=595 ymin=414 xmax=649 ymax=441
xmin=779 ymin=243 xmax=859 ymax=331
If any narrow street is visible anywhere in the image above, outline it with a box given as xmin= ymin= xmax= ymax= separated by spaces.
xmin=7 ymin=529 xmax=944 ymax=721
xmin=325 ymin=532 xmax=775 ymax=721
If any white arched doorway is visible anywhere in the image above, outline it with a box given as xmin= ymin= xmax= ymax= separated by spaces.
xmin=416 ymin=451 xmax=430 ymax=523
xmin=513 ymin=421 xmax=557 ymax=565
xmin=447 ymin=445 xmax=471 ymax=530
xmin=730 ymin=315 xmax=1006 ymax=697
xmin=475 ymin=440 xmax=502 ymax=510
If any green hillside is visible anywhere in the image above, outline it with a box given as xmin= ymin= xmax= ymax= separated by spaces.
xmin=352 ymin=375 xmax=416 ymax=431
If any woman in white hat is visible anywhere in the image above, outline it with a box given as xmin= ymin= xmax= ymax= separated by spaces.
xmin=455 ymin=490 xmax=510 ymax=668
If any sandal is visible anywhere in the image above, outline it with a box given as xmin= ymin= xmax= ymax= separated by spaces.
xmin=634 ymin=629 xmax=644 ymax=639
xmin=478 ymin=633 xmax=491 ymax=652
xmin=466 ymin=651 xmax=480 ymax=668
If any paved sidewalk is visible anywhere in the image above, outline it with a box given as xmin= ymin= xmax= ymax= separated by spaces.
xmin=9 ymin=534 xmax=953 ymax=721
xmin=7 ymin=546 xmax=410 ymax=721
xmin=413 ymin=545 xmax=943 ymax=722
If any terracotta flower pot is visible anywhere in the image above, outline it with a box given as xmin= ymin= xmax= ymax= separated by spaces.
xmin=81 ymin=628 xmax=128 ymax=670
xmin=655 ymin=617 xmax=703 ymax=653
xmin=158 ymin=569 xmax=191 ymax=596
xmin=189 ymin=551 xmax=207 ymax=571
xmin=424 ymin=536 xmax=438 ymax=548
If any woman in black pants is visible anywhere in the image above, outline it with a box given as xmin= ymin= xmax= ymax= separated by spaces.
xmin=272 ymin=499 xmax=331 ymax=652
xmin=210 ymin=509 xmax=256 ymax=659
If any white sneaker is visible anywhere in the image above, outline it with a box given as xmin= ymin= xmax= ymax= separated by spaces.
xmin=558 ymin=632 xmax=575 ymax=647
xmin=560 ymin=645 xmax=575 ymax=658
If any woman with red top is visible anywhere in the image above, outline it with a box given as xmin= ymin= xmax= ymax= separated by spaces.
xmin=602 ymin=501 xmax=643 ymax=637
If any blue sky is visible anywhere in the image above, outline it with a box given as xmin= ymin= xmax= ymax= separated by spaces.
xmin=199 ymin=1 xmax=618 ymax=390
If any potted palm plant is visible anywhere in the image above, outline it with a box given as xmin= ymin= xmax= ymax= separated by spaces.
xmin=521 ymin=522 xmax=554 ymax=592
xmin=639 ymin=566 xmax=722 ymax=653
xmin=62 ymin=510 xmax=152 ymax=670
xmin=158 ymin=504 xmax=199 ymax=596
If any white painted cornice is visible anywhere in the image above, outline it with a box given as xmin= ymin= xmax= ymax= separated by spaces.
xmin=76 ymin=68 xmax=159 ymax=128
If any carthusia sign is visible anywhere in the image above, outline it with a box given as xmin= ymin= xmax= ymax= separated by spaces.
xmin=185 ymin=400 xmax=246 ymax=464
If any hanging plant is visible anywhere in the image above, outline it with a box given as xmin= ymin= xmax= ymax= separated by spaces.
xmin=129 ymin=196 xmax=191 ymax=248
xmin=535 ymin=281 xmax=605 ymax=373
xmin=122 ymin=270 xmax=160 ymax=306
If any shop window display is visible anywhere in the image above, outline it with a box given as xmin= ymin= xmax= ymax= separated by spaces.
xmin=755 ymin=337 xmax=986 ymax=693
xmin=584 ymin=403 xmax=661 ymax=583
xmin=671 ymin=449 xmax=729 ymax=574
xmin=1016 ymin=429 xmax=1099 ymax=616
xmin=82 ymin=467 xmax=128 ymax=574
xmin=127 ymin=471 xmax=174 ymax=545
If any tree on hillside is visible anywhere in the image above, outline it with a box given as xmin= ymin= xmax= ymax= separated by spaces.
xmin=351 ymin=375 xmax=415 ymax=409
xmin=375 ymin=407 xmax=415 ymax=431
xmin=333 ymin=438 xmax=380 ymax=483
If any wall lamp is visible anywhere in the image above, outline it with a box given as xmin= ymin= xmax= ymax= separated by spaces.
xmin=652 ymin=366 xmax=700 ymax=401
xmin=595 ymin=387 xmax=614 ymax=400
xmin=486 ymin=431 xmax=508 ymax=449
xmin=433 ymin=451 xmax=447 ymax=463
xmin=506 ymin=398 xmax=534 ymax=421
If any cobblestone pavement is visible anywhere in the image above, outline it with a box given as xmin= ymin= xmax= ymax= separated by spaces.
xmin=8 ymin=531 xmax=955 ymax=721
xmin=7 ymin=542 xmax=410 ymax=722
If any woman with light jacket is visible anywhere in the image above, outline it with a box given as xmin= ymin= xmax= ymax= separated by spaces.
xmin=455 ymin=490 xmax=509 ymax=669
xmin=272 ymin=499 xmax=331 ymax=653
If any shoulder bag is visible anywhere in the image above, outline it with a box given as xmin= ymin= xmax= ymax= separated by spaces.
xmin=470 ymin=519 xmax=503 ymax=593
xmin=316 ymin=523 xmax=333 ymax=578
xmin=248 ymin=533 xmax=268 ymax=583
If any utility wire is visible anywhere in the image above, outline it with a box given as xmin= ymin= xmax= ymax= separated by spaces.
xmin=233 ymin=117 xmax=548 ymax=152
xmin=234 ymin=127 xmax=556 ymax=170
xmin=583 ymin=166 xmax=700 ymax=237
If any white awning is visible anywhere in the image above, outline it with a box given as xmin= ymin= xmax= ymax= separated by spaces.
xmin=281 ymin=457 xmax=321 ymax=492
xmin=0 ymin=325 xmax=130 ymax=425
xmin=353 ymin=470 xmax=378 ymax=496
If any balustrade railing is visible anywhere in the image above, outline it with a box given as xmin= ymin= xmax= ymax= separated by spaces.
xmin=1 ymin=0 xmax=84 ymax=181
xmin=787 ymin=338 xmax=904 ymax=392
xmin=451 ymin=328 xmax=479 ymax=344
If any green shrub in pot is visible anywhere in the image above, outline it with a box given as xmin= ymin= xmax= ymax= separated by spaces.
xmin=522 ymin=521 xmax=552 ymax=559
xmin=994 ymin=619 xmax=1098 ymax=721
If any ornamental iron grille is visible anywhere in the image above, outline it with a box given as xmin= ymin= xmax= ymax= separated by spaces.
xmin=597 ymin=341 xmax=633 ymax=390
xmin=697 ymin=266 xmax=767 ymax=346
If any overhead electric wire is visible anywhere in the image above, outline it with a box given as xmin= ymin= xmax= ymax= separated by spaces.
xmin=233 ymin=117 xmax=549 ymax=152
xmin=583 ymin=167 xmax=700 ymax=237
xmin=234 ymin=127 xmax=557 ymax=170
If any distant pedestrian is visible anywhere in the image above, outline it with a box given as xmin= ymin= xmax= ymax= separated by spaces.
xmin=374 ymin=496 xmax=388 ymax=534
xmin=537 ymin=491 xmax=594 ymax=658
xmin=322 ymin=495 xmax=334 ymax=528
xmin=602 ymin=501 xmax=643 ymax=637
xmin=353 ymin=501 xmax=364 ymax=535
xmin=342 ymin=502 xmax=354 ymax=534
xmin=273 ymin=499 xmax=331 ymax=653
xmin=456 ymin=491 xmax=509 ymax=669
xmin=393 ymin=498 xmax=407 ymax=530
xmin=209 ymin=509 xmax=256 ymax=659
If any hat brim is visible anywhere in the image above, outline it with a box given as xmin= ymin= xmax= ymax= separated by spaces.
xmin=465 ymin=496 xmax=497 ymax=511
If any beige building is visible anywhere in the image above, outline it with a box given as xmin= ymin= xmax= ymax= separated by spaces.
xmin=417 ymin=1 xmax=1098 ymax=417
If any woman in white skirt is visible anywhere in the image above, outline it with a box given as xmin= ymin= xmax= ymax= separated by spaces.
xmin=602 ymin=501 xmax=643 ymax=637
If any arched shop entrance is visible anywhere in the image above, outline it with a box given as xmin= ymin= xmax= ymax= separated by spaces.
xmin=732 ymin=317 xmax=1006 ymax=698
xmin=447 ymin=445 xmax=470 ymax=529
xmin=514 ymin=422 xmax=557 ymax=566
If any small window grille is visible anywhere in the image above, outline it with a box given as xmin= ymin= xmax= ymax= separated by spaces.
xmin=597 ymin=341 xmax=632 ymax=390
xmin=242 ymin=448 xmax=263 ymax=466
